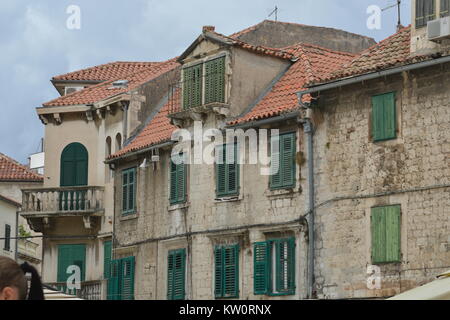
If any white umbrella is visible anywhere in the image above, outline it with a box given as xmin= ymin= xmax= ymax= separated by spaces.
xmin=388 ymin=270 xmax=450 ymax=300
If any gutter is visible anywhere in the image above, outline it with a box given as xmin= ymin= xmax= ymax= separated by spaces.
xmin=226 ymin=110 xmax=301 ymax=130
xmin=105 ymin=140 xmax=174 ymax=164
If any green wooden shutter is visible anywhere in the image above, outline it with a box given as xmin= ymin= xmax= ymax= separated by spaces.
xmin=57 ymin=244 xmax=86 ymax=283
xmin=281 ymin=133 xmax=296 ymax=188
xmin=223 ymin=245 xmax=239 ymax=298
xmin=270 ymin=135 xmax=282 ymax=189
xmin=205 ymin=57 xmax=225 ymax=104
xmin=371 ymin=207 xmax=386 ymax=264
xmin=167 ymin=249 xmax=186 ymax=300
xmin=103 ymin=241 xmax=112 ymax=279
xmin=176 ymin=161 xmax=186 ymax=203
xmin=214 ymin=246 xmax=223 ymax=298
xmin=108 ymin=259 xmax=121 ymax=300
xmin=385 ymin=205 xmax=401 ymax=262
xmin=121 ymin=256 xmax=135 ymax=300
xmin=442 ymin=0 xmax=450 ymax=16
xmin=169 ymin=159 xmax=178 ymax=203
xmin=183 ymin=64 xmax=203 ymax=109
xmin=254 ymin=241 xmax=270 ymax=295
xmin=275 ymin=238 xmax=295 ymax=294
xmin=226 ymin=144 xmax=239 ymax=196
xmin=4 ymin=224 xmax=11 ymax=251
xmin=216 ymin=145 xmax=226 ymax=197
xmin=372 ymin=93 xmax=396 ymax=141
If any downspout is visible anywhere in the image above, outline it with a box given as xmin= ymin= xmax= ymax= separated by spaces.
xmin=15 ymin=210 xmax=19 ymax=262
xmin=298 ymin=93 xmax=315 ymax=299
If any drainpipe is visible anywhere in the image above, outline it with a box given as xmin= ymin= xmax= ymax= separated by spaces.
xmin=15 ymin=210 xmax=19 ymax=262
xmin=298 ymin=93 xmax=315 ymax=299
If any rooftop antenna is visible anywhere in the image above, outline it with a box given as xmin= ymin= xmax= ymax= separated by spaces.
xmin=382 ymin=0 xmax=403 ymax=31
xmin=268 ymin=6 xmax=278 ymax=22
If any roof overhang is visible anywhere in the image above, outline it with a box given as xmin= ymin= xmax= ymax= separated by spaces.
xmin=178 ymin=32 xmax=234 ymax=62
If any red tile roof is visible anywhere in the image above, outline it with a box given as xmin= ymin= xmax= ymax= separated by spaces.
xmin=0 ymin=153 xmax=43 ymax=182
xmin=311 ymin=25 xmax=431 ymax=85
xmin=52 ymin=61 xmax=158 ymax=82
xmin=229 ymin=43 xmax=356 ymax=124
xmin=109 ymin=92 xmax=179 ymax=160
xmin=43 ymin=59 xmax=180 ymax=107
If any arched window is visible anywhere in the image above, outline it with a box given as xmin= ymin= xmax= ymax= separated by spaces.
xmin=106 ymin=136 xmax=112 ymax=157
xmin=60 ymin=142 xmax=88 ymax=187
xmin=115 ymin=133 xmax=122 ymax=153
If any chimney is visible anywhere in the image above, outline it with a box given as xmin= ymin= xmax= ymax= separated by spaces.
xmin=202 ymin=25 xmax=215 ymax=33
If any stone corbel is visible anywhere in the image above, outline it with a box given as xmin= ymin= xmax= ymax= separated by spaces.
xmin=53 ymin=113 xmax=62 ymax=125
xmin=39 ymin=115 xmax=49 ymax=125
xmin=85 ymin=110 xmax=94 ymax=122
xmin=43 ymin=217 xmax=51 ymax=229
xmin=96 ymin=109 xmax=105 ymax=119
xmin=106 ymin=105 xmax=116 ymax=116
xmin=171 ymin=118 xmax=184 ymax=128
xmin=212 ymin=106 xmax=229 ymax=117
xmin=83 ymin=215 xmax=94 ymax=229
xmin=190 ymin=111 xmax=204 ymax=122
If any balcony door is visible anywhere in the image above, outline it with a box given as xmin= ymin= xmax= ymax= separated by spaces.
xmin=60 ymin=143 xmax=88 ymax=210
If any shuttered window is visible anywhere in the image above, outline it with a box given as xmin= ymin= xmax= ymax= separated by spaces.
xmin=103 ymin=241 xmax=112 ymax=279
xmin=57 ymin=244 xmax=86 ymax=283
xmin=167 ymin=249 xmax=186 ymax=300
xmin=4 ymin=224 xmax=11 ymax=251
xmin=214 ymin=244 xmax=239 ymax=299
xmin=216 ymin=144 xmax=239 ymax=198
xmin=442 ymin=0 xmax=450 ymax=16
xmin=183 ymin=63 xmax=203 ymax=109
xmin=416 ymin=0 xmax=436 ymax=27
xmin=205 ymin=57 xmax=225 ymax=104
xmin=254 ymin=238 xmax=295 ymax=296
xmin=169 ymin=153 xmax=187 ymax=205
xmin=371 ymin=205 xmax=401 ymax=264
xmin=121 ymin=256 xmax=135 ymax=300
xmin=270 ymin=132 xmax=296 ymax=190
xmin=122 ymin=168 xmax=136 ymax=215
xmin=372 ymin=92 xmax=397 ymax=142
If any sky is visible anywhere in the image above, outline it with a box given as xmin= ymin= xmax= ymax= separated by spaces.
xmin=0 ymin=0 xmax=411 ymax=164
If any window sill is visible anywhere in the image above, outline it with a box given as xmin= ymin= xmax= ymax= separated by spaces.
xmin=265 ymin=187 xmax=300 ymax=199
xmin=120 ymin=213 xmax=138 ymax=222
xmin=371 ymin=260 xmax=402 ymax=266
xmin=168 ymin=202 xmax=190 ymax=212
xmin=214 ymin=195 xmax=242 ymax=203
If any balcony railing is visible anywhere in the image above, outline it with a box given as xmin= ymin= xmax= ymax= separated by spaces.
xmin=17 ymin=239 xmax=40 ymax=260
xmin=21 ymin=186 xmax=104 ymax=216
xmin=45 ymin=280 xmax=105 ymax=300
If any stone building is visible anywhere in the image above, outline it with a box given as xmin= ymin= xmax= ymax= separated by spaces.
xmin=106 ymin=23 xmax=373 ymax=300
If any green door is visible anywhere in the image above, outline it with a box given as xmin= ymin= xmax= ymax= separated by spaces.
xmin=57 ymin=244 xmax=86 ymax=284
xmin=60 ymin=143 xmax=88 ymax=210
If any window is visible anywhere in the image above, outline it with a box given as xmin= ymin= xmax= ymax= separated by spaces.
xmin=169 ymin=153 xmax=187 ymax=205
xmin=254 ymin=238 xmax=295 ymax=296
xmin=57 ymin=244 xmax=86 ymax=283
xmin=442 ymin=0 xmax=450 ymax=17
xmin=270 ymin=132 xmax=296 ymax=190
xmin=416 ymin=0 xmax=436 ymax=28
xmin=108 ymin=256 xmax=135 ymax=300
xmin=182 ymin=56 xmax=226 ymax=109
xmin=371 ymin=205 xmax=401 ymax=264
xmin=104 ymin=241 xmax=112 ymax=279
xmin=167 ymin=249 xmax=186 ymax=300
xmin=122 ymin=168 xmax=136 ymax=215
xmin=372 ymin=92 xmax=397 ymax=142
xmin=4 ymin=224 xmax=11 ymax=251
xmin=214 ymin=244 xmax=239 ymax=299
xmin=216 ymin=144 xmax=239 ymax=198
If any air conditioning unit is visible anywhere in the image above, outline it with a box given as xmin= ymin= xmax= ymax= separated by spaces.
xmin=427 ymin=16 xmax=450 ymax=42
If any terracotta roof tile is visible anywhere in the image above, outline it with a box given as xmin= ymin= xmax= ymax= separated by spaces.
xmin=52 ymin=61 xmax=158 ymax=82
xmin=0 ymin=153 xmax=43 ymax=182
xmin=229 ymin=43 xmax=356 ymax=124
xmin=43 ymin=59 xmax=180 ymax=107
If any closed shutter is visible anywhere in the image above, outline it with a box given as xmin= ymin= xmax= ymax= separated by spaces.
xmin=120 ymin=256 xmax=135 ymax=300
xmin=275 ymin=238 xmax=295 ymax=294
xmin=176 ymin=160 xmax=186 ymax=204
xmin=108 ymin=259 xmax=121 ymax=300
xmin=371 ymin=206 xmax=401 ymax=264
xmin=372 ymin=92 xmax=396 ymax=141
xmin=167 ymin=249 xmax=186 ymax=300
xmin=270 ymin=135 xmax=281 ymax=189
xmin=226 ymin=144 xmax=238 ymax=195
xmin=270 ymin=133 xmax=296 ymax=189
xmin=205 ymin=57 xmax=225 ymax=104
xmin=216 ymin=145 xmax=226 ymax=196
xmin=371 ymin=207 xmax=386 ymax=264
xmin=57 ymin=244 xmax=86 ymax=283
xmin=183 ymin=64 xmax=203 ymax=109
xmin=223 ymin=245 xmax=239 ymax=298
xmin=103 ymin=241 xmax=112 ymax=279
xmin=254 ymin=241 xmax=270 ymax=295
xmin=216 ymin=144 xmax=239 ymax=197
xmin=4 ymin=224 xmax=11 ymax=251
xmin=214 ymin=246 xmax=223 ymax=298
xmin=442 ymin=0 xmax=450 ymax=17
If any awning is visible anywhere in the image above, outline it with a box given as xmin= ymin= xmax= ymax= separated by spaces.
xmin=388 ymin=270 xmax=450 ymax=300
xmin=43 ymin=288 xmax=83 ymax=300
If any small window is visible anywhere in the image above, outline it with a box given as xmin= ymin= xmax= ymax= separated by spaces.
xmin=372 ymin=92 xmax=397 ymax=142
xmin=270 ymin=132 xmax=296 ymax=190
xmin=253 ymin=238 xmax=295 ymax=296
xmin=215 ymin=144 xmax=239 ymax=198
xmin=371 ymin=205 xmax=401 ymax=264
xmin=4 ymin=224 xmax=11 ymax=251
xmin=416 ymin=0 xmax=436 ymax=28
xmin=169 ymin=153 xmax=187 ymax=205
xmin=167 ymin=249 xmax=186 ymax=300
xmin=122 ymin=168 xmax=136 ymax=215
xmin=214 ymin=244 xmax=239 ymax=299
xmin=441 ymin=0 xmax=450 ymax=17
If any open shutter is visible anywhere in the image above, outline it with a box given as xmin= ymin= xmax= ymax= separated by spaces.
xmin=183 ymin=64 xmax=203 ymax=109
xmin=254 ymin=241 xmax=270 ymax=295
xmin=103 ymin=241 xmax=112 ymax=279
xmin=281 ymin=133 xmax=296 ymax=188
xmin=214 ymin=247 xmax=223 ymax=298
xmin=275 ymin=239 xmax=295 ymax=294
xmin=4 ymin=224 xmax=11 ymax=251
xmin=383 ymin=92 xmax=396 ymax=140
xmin=372 ymin=95 xmax=384 ymax=141
xmin=205 ymin=57 xmax=225 ymax=104
xmin=173 ymin=249 xmax=186 ymax=300
xmin=223 ymin=245 xmax=239 ymax=298
xmin=385 ymin=205 xmax=401 ymax=262
xmin=216 ymin=145 xmax=226 ymax=197
xmin=108 ymin=259 xmax=121 ymax=300
xmin=371 ymin=207 xmax=387 ymax=264
xmin=167 ymin=251 xmax=174 ymax=299
xmin=169 ymin=160 xmax=178 ymax=203
xmin=121 ymin=256 xmax=135 ymax=300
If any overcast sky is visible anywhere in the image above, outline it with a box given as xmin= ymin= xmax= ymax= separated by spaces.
xmin=0 ymin=0 xmax=411 ymax=163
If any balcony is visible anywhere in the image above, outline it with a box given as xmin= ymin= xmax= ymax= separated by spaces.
xmin=45 ymin=280 xmax=106 ymax=300
xmin=21 ymin=186 xmax=104 ymax=232
xmin=17 ymin=239 xmax=40 ymax=264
